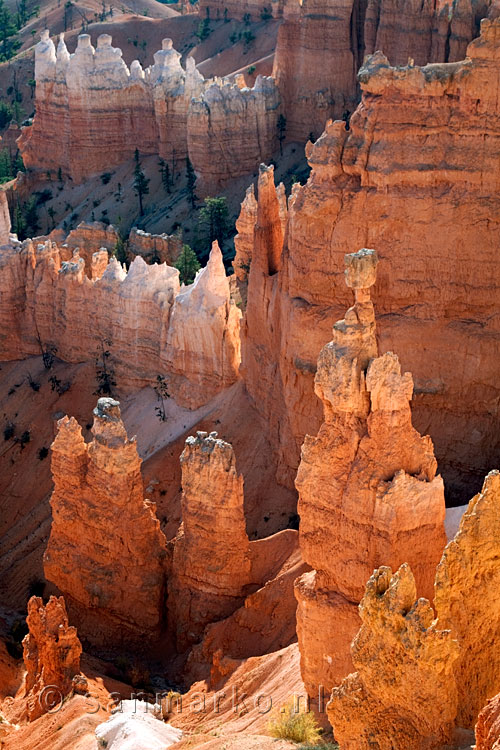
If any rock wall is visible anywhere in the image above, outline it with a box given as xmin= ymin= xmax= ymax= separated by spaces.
xmin=44 ymin=398 xmax=167 ymax=647
xmin=476 ymin=693 xmax=500 ymax=750
xmin=0 ymin=235 xmax=241 ymax=404
xmin=434 ymin=470 xmax=500 ymax=728
xmin=242 ymin=20 xmax=500 ymax=500
xmin=23 ymin=595 xmax=82 ymax=721
xmin=198 ymin=0 xmax=284 ymax=20
xmin=128 ymin=227 xmax=182 ymax=265
xmin=272 ymin=0 xmax=492 ymax=142
xmin=187 ymin=76 xmax=280 ymax=196
xmin=169 ymin=431 xmax=253 ymax=650
xmin=327 ymin=565 xmax=459 ymax=750
xmin=294 ymin=248 xmax=446 ymax=696
xmin=18 ymin=32 xmax=280 ymax=192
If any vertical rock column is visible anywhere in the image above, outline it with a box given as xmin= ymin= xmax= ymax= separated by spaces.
xmin=169 ymin=431 xmax=252 ymax=650
xmin=294 ymin=249 xmax=446 ymax=697
xmin=23 ymin=595 xmax=82 ymax=721
xmin=44 ymin=398 xmax=167 ymax=646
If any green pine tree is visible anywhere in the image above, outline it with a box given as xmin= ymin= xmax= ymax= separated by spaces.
xmin=175 ymin=243 xmax=200 ymax=285
xmin=133 ymin=148 xmax=149 ymax=216
xmin=196 ymin=196 xmax=229 ymax=262
xmin=186 ymin=157 xmax=196 ymax=209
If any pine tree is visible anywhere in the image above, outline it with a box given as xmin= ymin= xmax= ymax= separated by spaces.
xmin=175 ymin=243 xmax=200 ymax=285
xmin=114 ymin=234 xmax=128 ymax=266
xmin=196 ymin=196 xmax=229 ymax=261
xmin=133 ymin=148 xmax=149 ymax=216
xmin=277 ymin=114 xmax=286 ymax=156
xmin=186 ymin=157 xmax=196 ymax=209
xmin=158 ymin=158 xmax=171 ymax=194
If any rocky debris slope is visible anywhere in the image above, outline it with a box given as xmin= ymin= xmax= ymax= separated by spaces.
xmin=327 ymin=565 xmax=458 ymax=750
xmin=294 ymin=248 xmax=446 ymax=696
xmin=242 ymin=19 xmax=500 ymax=499
xmin=44 ymin=398 xmax=167 ymax=647
xmin=22 ymin=595 xmax=82 ymax=721
xmin=18 ymin=31 xmax=280 ymax=193
xmin=0 ymin=230 xmax=241 ymax=405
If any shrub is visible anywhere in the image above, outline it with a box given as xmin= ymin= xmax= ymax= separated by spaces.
xmin=3 ymin=422 xmax=14 ymax=441
xmin=267 ymin=700 xmax=322 ymax=744
xmin=38 ymin=446 xmax=49 ymax=460
xmin=100 ymin=172 xmax=113 ymax=185
xmin=247 ymin=65 xmax=256 ymax=74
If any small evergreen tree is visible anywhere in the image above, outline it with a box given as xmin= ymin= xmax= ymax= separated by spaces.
xmin=0 ymin=100 xmax=12 ymax=128
xmin=94 ymin=338 xmax=116 ymax=396
xmin=114 ymin=234 xmax=128 ymax=266
xmin=186 ymin=157 xmax=196 ymax=208
xmin=197 ymin=196 xmax=230 ymax=261
xmin=175 ymin=243 xmax=200 ymax=285
xmin=133 ymin=148 xmax=149 ymax=215
xmin=277 ymin=113 xmax=286 ymax=156
xmin=158 ymin=157 xmax=171 ymax=193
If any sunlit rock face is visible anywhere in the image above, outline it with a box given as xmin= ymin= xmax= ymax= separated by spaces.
xmin=294 ymin=248 xmax=446 ymax=697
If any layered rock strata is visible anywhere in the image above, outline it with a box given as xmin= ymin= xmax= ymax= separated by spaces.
xmin=273 ymin=0 xmax=491 ymax=142
xmin=18 ymin=32 xmax=280 ymax=191
xmin=0 ymin=237 xmax=240 ymax=404
xmin=44 ymin=398 xmax=167 ymax=646
xmin=187 ymin=76 xmax=280 ymax=196
xmin=294 ymin=248 xmax=446 ymax=696
xmin=128 ymin=227 xmax=182 ymax=265
xmin=242 ymin=20 xmax=500 ymax=499
xmin=327 ymin=565 xmax=459 ymax=750
xmin=198 ymin=0 xmax=285 ymax=20
xmin=23 ymin=595 xmax=82 ymax=721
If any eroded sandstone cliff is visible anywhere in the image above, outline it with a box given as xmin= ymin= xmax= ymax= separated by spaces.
xmin=294 ymin=248 xmax=446 ymax=697
xmin=18 ymin=31 xmax=280 ymax=192
xmin=243 ymin=19 xmax=500 ymax=500
xmin=44 ymin=398 xmax=167 ymax=646
xmin=0 ymin=232 xmax=240 ymax=403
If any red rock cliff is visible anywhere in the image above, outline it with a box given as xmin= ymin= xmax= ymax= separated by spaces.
xmin=243 ymin=19 xmax=500 ymax=500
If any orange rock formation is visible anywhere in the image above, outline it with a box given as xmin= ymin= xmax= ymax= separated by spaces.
xmin=169 ymin=430 xmax=253 ymax=650
xmin=327 ymin=564 xmax=459 ymax=750
xmin=0 ymin=234 xmax=240 ymax=402
xmin=242 ymin=19 xmax=500 ymax=500
xmin=23 ymin=595 xmax=82 ymax=721
xmin=476 ymin=693 xmax=500 ymax=750
xmin=44 ymin=398 xmax=167 ymax=646
xmin=18 ymin=31 xmax=280 ymax=191
xmin=272 ymin=0 xmax=492 ymax=142
xmin=294 ymin=248 xmax=446 ymax=696
xmin=434 ymin=470 xmax=500 ymax=727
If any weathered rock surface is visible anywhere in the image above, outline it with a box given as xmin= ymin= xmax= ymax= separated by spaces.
xmin=0 ymin=189 xmax=11 ymax=245
xmin=165 ymin=242 xmax=242 ymax=409
xmin=188 ymin=76 xmax=280 ymax=196
xmin=18 ymin=32 xmax=280 ymax=190
xmin=476 ymin=693 xmax=500 ymax=750
xmin=23 ymin=595 xmax=82 ymax=721
xmin=128 ymin=227 xmax=182 ymax=265
xmin=273 ymin=0 xmax=490 ymax=143
xmin=0 ymin=234 xmax=240 ymax=402
xmin=243 ymin=20 xmax=500 ymax=501
xmin=435 ymin=470 xmax=500 ymax=727
xmin=233 ymin=184 xmax=258 ymax=284
xmin=169 ymin=430 xmax=253 ymax=650
xmin=327 ymin=564 xmax=459 ymax=750
xmin=294 ymin=248 xmax=446 ymax=696
xmin=44 ymin=398 xmax=167 ymax=646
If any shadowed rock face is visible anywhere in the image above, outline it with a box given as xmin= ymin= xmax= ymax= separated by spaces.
xmin=327 ymin=564 xmax=459 ymax=750
xmin=272 ymin=0 xmax=491 ymax=143
xmin=476 ymin=692 xmax=500 ymax=750
xmin=44 ymin=398 xmax=167 ymax=647
xmin=23 ymin=595 xmax=82 ymax=721
xmin=294 ymin=248 xmax=446 ymax=696
xmin=242 ymin=19 xmax=500 ymax=502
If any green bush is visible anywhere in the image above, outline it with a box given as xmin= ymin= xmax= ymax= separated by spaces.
xmin=267 ymin=700 xmax=322 ymax=744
